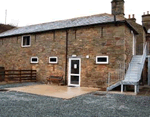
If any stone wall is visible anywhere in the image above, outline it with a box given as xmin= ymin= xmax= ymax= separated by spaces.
xmin=68 ymin=24 xmax=127 ymax=88
xmin=0 ymin=23 xmax=134 ymax=88
xmin=0 ymin=31 xmax=66 ymax=82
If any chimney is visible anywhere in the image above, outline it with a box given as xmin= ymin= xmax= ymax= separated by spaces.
xmin=128 ymin=14 xmax=136 ymax=22
xmin=111 ymin=0 xmax=125 ymax=17
xmin=142 ymin=11 xmax=150 ymax=30
xmin=132 ymin=14 xmax=135 ymax=18
xmin=128 ymin=15 xmax=131 ymax=19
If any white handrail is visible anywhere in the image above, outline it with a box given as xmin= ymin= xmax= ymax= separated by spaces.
xmin=125 ymin=42 xmax=147 ymax=83
xmin=125 ymin=57 xmax=132 ymax=80
xmin=137 ymin=42 xmax=147 ymax=80
xmin=139 ymin=42 xmax=147 ymax=64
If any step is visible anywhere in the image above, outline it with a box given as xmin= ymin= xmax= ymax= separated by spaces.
xmin=107 ymin=81 xmax=121 ymax=91
xmin=133 ymin=56 xmax=142 ymax=57
xmin=126 ymin=72 xmax=139 ymax=74
xmin=131 ymin=61 xmax=141 ymax=63
xmin=125 ymin=74 xmax=138 ymax=77
xmin=125 ymin=77 xmax=138 ymax=80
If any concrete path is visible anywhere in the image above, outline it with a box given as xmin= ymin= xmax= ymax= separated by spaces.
xmin=6 ymin=84 xmax=99 ymax=99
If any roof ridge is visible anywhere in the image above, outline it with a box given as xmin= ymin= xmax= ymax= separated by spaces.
xmin=18 ymin=13 xmax=112 ymax=28
xmin=0 ymin=13 xmax=126 ymax=37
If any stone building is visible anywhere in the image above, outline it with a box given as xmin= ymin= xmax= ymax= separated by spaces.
xmin=142 ymin=11 xmax=150 ymax=86
xmin=0 ymin=0 xmax=147 ymax=89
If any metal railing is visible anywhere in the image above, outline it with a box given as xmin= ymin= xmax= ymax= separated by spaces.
xmin=124 ymin=55 xmax=133 ymax=81
xmin=107 ymin=62 xmax=124 ymax=87
xmin=137 ymin=42 xmax=147 ymax=81
xmin=107 ymin=42 xmax=147 ymax=87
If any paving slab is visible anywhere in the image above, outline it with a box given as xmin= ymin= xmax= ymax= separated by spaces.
xmin=6 ymin=84 xmax=99 ymax=99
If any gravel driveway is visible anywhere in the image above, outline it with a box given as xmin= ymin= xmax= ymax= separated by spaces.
xmin=0 ymin=83 xmax=150 ymax=117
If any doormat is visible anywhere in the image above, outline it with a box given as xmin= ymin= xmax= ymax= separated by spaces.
xmin=68 ymin=86 xmax=76 ymax=87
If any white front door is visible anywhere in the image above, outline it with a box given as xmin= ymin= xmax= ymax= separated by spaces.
xmin=68 ymin=58 xmax=81 ymax=87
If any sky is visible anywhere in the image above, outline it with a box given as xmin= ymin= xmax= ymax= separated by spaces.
xmin=0 ymin=0 xmax=150 ymax=27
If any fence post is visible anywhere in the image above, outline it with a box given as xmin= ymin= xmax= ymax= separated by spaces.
xmin=4 ymin=70 xmax=6 ymax=82
xmin=20 ymin=70 xmax=21 ymax=83
xmin=31 ymin=69 xmax=32 ymax=81
xmin=108 ymin=72 xmax=111 ymax=87
xmin=120 ymin=63 xmax=122 ymax=81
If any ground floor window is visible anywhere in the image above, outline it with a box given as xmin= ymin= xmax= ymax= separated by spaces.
xmin=31 ymin=57 xmax=38 ymax=63
xmin=96 ymin=56 xmax=108 ymax=64
xmin=49 ymin=57 xmax=58 ymax=64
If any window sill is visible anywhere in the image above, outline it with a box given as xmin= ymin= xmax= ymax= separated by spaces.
xmin=21 ymin=45 xmax=31 ymax=48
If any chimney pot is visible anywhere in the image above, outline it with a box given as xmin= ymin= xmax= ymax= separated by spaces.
xmin=144 ymin=12 xmax=145 ymax=15
xmin=147 ymin=11 xmax=149 ymax=14
xmin=128 ymin=14 xmax=131 ymax=19
xmin=132 ymin=14 xmax=135 ymax=18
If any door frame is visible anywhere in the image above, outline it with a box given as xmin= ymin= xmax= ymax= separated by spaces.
xmin=68 ymin=58 xmax=81 ymax=87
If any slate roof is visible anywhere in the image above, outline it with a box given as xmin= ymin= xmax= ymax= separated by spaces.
xmin=0 ymin=13 xmax=126 ymax=38
xmin=126 ymin=20 xmax=143 ymax=33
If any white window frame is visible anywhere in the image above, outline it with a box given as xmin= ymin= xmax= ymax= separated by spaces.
xmin=21 ymin=35 xmax=31 ymax=47
xmin=96 ymin=56 xmax=109 ymax=64
xmin=49 ymin=57 xmax=58 ymax=64
xmin=68 ymin=58 xmax=81 ymax=87
xmin=30 ymin=57 xmax=38 ymax=63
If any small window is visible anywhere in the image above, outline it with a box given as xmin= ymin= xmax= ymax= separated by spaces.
xmin=96 ymin=56 xmax=108 ymax=64
xmin=31 ymin=57 xmax=38 ymax=63
xmin=49 ymin=57 xmax=58 ymax=64
xmin=22 ymin=35 xmax=31 ymax=47
xmin=148 ymin=29 xmax=150 ymax=33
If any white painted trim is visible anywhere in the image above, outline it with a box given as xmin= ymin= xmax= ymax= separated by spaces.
xmin=21 ymin=35 xmax=31 ymax=47
xmin=96 ymin=56 xmax=109 ymax=64
xmin=68 ymin=58 xmax=81 ymax=87
xmin=30 ymin=57 xmax=38 ymax=63
xmin=49 ymin=57 xmax=58 ymax=64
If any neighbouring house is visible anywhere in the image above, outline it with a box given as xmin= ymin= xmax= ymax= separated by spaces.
xmin=142 ymin=12 xmax=150 ymax=86
xmin=0 ymin=0 xmax=148 ymax=93
xmin=0 ymin=24 xmax=15 ymax=33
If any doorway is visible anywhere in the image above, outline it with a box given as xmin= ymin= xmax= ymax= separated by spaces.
xmin=68 ymin=58 xmax=81 ymax=87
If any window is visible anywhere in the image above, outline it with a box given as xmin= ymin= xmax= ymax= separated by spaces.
xmin=148 ymin=29 xmax=150 ymax=33
xmin=49 ymin=57 xmax=58 ymax=64
xmin=31 ymin=57 xmax=38 ymax=63
xmin=22 ymin=35 xmax=31 ymax=47
xmin=96 ymin=56 xmax=109 ymax=64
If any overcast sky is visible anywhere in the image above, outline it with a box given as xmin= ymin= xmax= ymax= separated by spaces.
xmin=0 ymin=0 xmax=150 ymax=27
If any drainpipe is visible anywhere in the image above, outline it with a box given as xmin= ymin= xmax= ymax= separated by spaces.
xmin=114 ymin=14 xmax=117 ymax=26
xmin=65 ymin=29 xmax=69 ymax=85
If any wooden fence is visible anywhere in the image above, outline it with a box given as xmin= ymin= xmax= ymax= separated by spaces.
xmin=0 ymin=70 xmax=36 ymax=82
